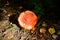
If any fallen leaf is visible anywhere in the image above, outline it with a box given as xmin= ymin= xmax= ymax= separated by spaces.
xmin=48 ymin=28 xmax=55 ymax=34
xmin=39 ymin=28 xmax=46 ymax=33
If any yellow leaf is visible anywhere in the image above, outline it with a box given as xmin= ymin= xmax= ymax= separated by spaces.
xmin=2 ymin=8 xmax=7 ymax=13
xmin=42 ymin=22 xmax=47 ymax=27
xmin=48 ymin=28 xmax=55 ymax=34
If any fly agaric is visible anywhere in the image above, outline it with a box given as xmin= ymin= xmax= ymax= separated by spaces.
xmin=18 ymin=10 xmax=37 ymax=30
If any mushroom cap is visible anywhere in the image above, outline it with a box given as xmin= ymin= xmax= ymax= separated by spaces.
xmin=18 ymin=10 xmax=37 ymax=30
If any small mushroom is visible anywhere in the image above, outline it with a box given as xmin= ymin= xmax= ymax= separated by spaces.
xmin=18 ymin=10 xmax=38 ymax=30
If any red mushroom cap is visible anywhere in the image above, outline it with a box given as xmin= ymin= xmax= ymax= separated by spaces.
xmin=18 ymin=10 xmax=37 ymax=30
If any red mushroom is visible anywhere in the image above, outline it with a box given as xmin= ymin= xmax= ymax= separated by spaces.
xmin=18 ymin=10 xmax=38 ymax=30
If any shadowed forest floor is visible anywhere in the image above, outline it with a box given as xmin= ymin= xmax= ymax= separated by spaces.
xmin=0 ymin=0 xmax=60 ymax=40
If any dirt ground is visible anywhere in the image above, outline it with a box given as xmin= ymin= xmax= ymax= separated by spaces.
xmin=0 ymin=0 xmax=60 ymax=39
xmin=0 ymin=7 xmax=56 ymax=40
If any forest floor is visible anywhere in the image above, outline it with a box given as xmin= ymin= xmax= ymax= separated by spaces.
xmin=0 ymin=6 xmax=60 ymax=40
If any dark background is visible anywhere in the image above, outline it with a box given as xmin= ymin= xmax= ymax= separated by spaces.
xmin=0 ymin=0 xmax=60 ymax=23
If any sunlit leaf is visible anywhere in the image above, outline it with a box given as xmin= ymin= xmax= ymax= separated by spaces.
xmin=48 ymin=28 xmax=55 ymax=34
xmin=40 ymin=28 xmax=46 ymax=33
xmin=42 ymin=22 xmax=47 ymax=27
